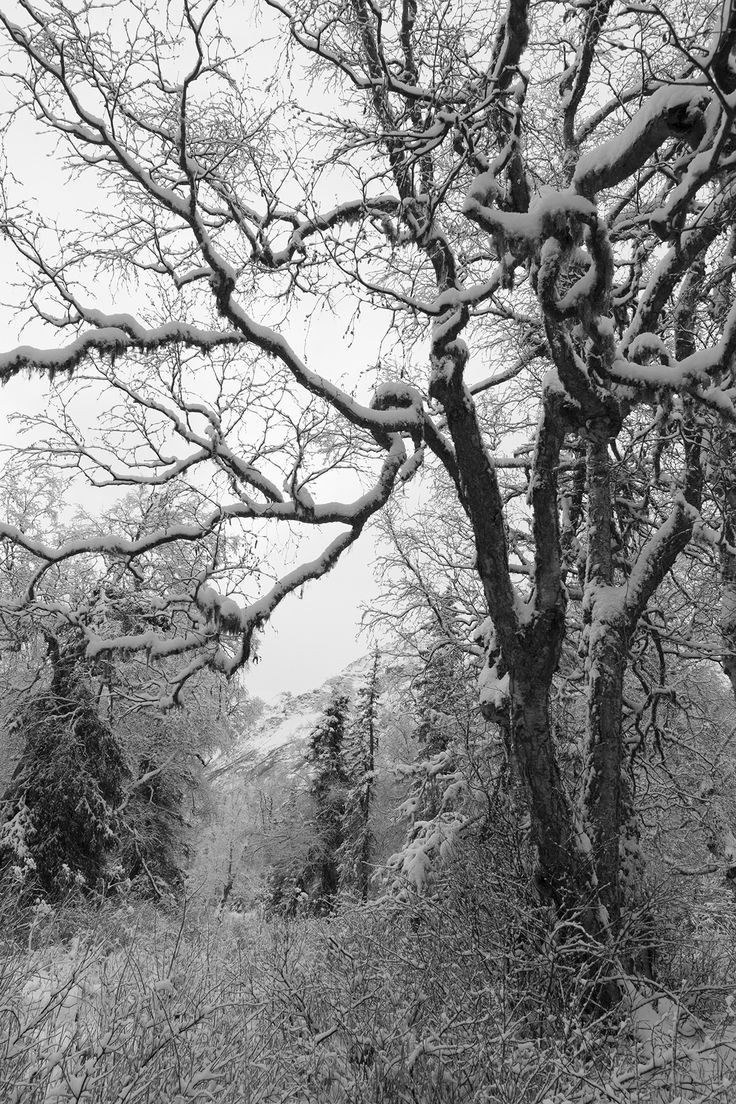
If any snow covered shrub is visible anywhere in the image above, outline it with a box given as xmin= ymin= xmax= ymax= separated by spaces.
xmin=656 ymin=892 xmax=736 ymax=1016
xmin=4 ymin=885 xmax=736 ymax=1103
xmin=0 ymin=893 xmax=259 ymax=1103
xmin=258 ymin=891 xmax=613 ymax=1103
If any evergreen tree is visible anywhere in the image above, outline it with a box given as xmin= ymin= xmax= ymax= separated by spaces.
xmin=262 ymin=856 xmax=309 ymax=919
xmin=339 ymin=652 xmax=381 ymax=900
xmin=263 ymin=693 xmax=352 ymax=917
xmin=306 ymin=692 xmax=351 ymax=911
xmin=387 ymin=617 xmax=496 ymax=895
xmin=0 ymin=634 xmax=128 ymax=899
xmin=409 ymin=623 xmax=469 ymax=823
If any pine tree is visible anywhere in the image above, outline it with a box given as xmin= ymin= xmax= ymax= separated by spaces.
xmin=306 ymin=691 xmax=351 ymax=911
xmin=339 ymin=652 xmax=381 ymax=900
xmin=262 ymin=857 xmax=309 ymax=919
xmin=0 ymin=634 xmax=128 ymax=899
xmin=263 ymin=693 xmax=352 ymax=917
xmin=409 ymin=633 xmax=466 ymax=822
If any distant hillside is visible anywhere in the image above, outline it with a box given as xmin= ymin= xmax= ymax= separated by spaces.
xmin=206 ymin=654 xmax=415 ymax=790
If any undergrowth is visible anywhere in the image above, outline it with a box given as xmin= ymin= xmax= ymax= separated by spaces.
xmin=2 ymin=864 xmax=736 ymax=1103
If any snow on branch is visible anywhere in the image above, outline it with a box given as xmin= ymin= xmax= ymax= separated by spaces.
xmin=0 ymin=322 xmax=248 ymax=383
xmin=464 ymin=183 xmax=597 ymax=249
xmin=573 ymin=84 xmax=712 ymax=198
xmin=0 ymin=437 xmax=410 ymax=699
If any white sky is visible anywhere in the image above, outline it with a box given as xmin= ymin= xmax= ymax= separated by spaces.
xmin=245 ymin=531 xmax=377 ymax=700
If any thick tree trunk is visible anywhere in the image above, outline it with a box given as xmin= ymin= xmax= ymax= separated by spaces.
xmin=510 ymin=675 xmax=599 ymax=926
xmin=581 ymin=425 xmax=648 ymax=962
xmin=581 ymin=407 xmax=700 ymax=965
xmin=433 ymin=374 xmax=605 ymax=929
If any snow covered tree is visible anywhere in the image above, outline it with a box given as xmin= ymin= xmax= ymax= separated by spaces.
xmin=3 ymin=0 xmax=736 ymax=967
xmin=263 ymin=693 xmax=352 ymax=916
xmin=0 ymin=480 xmax=233 ymax=900
xmin=0 ymin=633 xmax=127 ymax=898
xmin=306 ymin=692 xmax=351 ymax=910
xmin=381 ymin=610 xmax=514 ymax=900
xmin=339 ymin=651 xmax=381 ymax=900
xmin=404 ymin=616 xmax=471 ymax=824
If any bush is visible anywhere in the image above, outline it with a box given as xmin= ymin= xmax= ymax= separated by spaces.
xmin=3 ymin=858 xmax=736 ymax=1103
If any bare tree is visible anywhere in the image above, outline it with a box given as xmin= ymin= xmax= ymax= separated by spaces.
xmin=2 ymin=0 xmax=736 ymax=959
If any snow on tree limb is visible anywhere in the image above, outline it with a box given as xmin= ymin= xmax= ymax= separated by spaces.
xmin=573 ymin=85 xmax=713 ymax=198
xmin=0 ymin=322 xmax=248 ymax=383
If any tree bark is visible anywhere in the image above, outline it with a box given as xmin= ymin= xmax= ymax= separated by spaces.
xmin=719 ymin=435 xmax=736 ymax=699
xmin=582 ymin=422 xmax=627 ymax=924
xmin=510 ymin=672 xmax=599 ymax=930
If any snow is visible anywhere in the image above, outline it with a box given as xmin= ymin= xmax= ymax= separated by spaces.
xmin=226 ymin=299 xmax=424 ymax=436
xmin=649 ymin=134 xmax=723 ymax=234
xmin=695 ymin=382 xmax=736 ymax=419
xmin=292 ymin=484 xmax=315 ymax=510
xmin=0 ymin=518 xmax=218 ymax=567
xmin=19 ymin=939 xmax=105 ymax=1090
xmin=391 ymin=814 xmax=467 ymax=893
xmin=478 ymin=663 xmax=510 ymax=711
xmin=0 ymin=797 xmax=36 ymax=867
xmin=235 ymin=464 xmax=283 ymax=503
xmin=585 ymin=582 xmax=625 ymax=621
xmin=373 ymin=381 xmax=424 ymax=408
xmin=0 ymin=318 xmax=423 ymax=454
xmin=623 ymin=496 xmax=688 ymax=613
xmin=431 ymin=289 xmax=468 ymax=350
xmin=197 ymin=586 xmax=246 ymax=629
xmin=254 ymin=710 xmax=322 ymax=754
xmin=627 ymin=332 xmax=671 ymax=362
xmin=0 ymin=321 xmax=248 ymax=380
xmin=583 ymin=583 xmax=627 ymax=657
xmin=86 ymin=630 xmax=205 ymax=659
xmin=269 ymin=195 xmax=401 ymax=264
xmin=464 ymin=182 xmax=596 ymax=244
xmin=473 ymin=616 xmax=512 ymax=712
xmin=430 ymin=341 xmax=469 ymax=387
xmin=574 ymin=84 xmax=712 ymax=196
xmin=609 ymin=352 xmax=712 ymax=390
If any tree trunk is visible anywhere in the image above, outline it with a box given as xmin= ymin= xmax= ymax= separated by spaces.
xmin=510 ymin=675 xmax=598 ymax=925
xmin=584 ymin=615 xmax=628 ymax=922
xmin=720 ymin=438 xmax=736 ymax=699
xmin=582 ymin=422 xmax=627 ymax=925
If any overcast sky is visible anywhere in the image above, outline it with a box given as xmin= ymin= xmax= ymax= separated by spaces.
xmin=244 ymin=532 xmax=377 ymax=700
